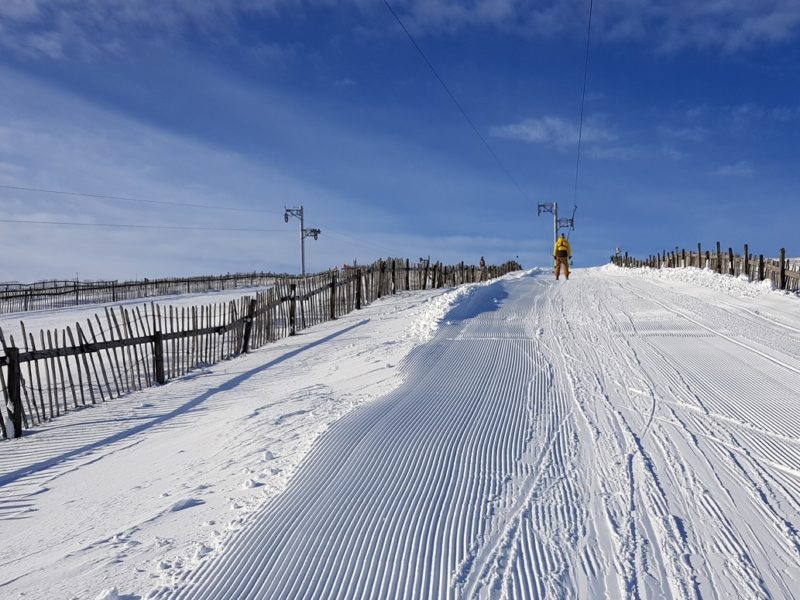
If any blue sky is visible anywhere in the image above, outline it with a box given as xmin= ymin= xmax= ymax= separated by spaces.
xmin=0 ymin=0 xmax=799 ymax=280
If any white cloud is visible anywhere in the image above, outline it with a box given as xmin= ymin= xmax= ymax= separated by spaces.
xmin=712 ymin=160 xmax=754 ymax=177
xmin=1 ymin=0 xmax=799 ymax=60
xmin=382 ymin=1 xmax=800 ymax=53
xmin=490 ymin=115 xmax=616 ymax=148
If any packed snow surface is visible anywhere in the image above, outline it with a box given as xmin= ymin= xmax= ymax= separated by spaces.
xmin=3 ymin=266 xmax=800 ymax=599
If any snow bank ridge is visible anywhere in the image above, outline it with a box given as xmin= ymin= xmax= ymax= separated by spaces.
xmin=407 ymin=268 xmax=538 ymax=343
xmin=602 ymin=264 xmax=796 ymax=299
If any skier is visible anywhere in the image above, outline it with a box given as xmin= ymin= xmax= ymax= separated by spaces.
xmin=553 ymin=233 xmax=572 ymax=280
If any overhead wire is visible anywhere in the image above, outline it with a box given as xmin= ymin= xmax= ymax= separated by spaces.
xmin=0 ymin=184 xmax=280 ymax=215
xmin=0 ymin=218 xmax=292 ymax=233
xmin=381 ymin=0 xmax=531 ymax=206
xmin=572 ymin=0 xmax=594 ymax=206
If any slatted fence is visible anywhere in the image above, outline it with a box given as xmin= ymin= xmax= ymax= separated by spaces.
xmin=0 ymin=272 xmax=281 ymax=314
xmin=0 ymin=258 xmax=521 ymax=439
xmin=611 ymin=242 xmax=800 ymax=293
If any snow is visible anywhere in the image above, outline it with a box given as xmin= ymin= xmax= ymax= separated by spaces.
xmin=2 ymin=266 xmax=800 ymax=599
xmin=0 ymin=275 xmax=506 ymax=600
xmin=600 ymin=263 xmax=788 ymax=298
xmin=0 ymin=285 xmax=273 ymax=345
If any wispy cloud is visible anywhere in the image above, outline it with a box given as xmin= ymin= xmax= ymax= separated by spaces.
xmin=660 ymin=144 xmax=686 ymax=160
xmin=382 ymin=1 xmax=800 ymax=53
xmin=730 ymin=102 xmax=800 ymax=124
xmin=712 ymin=160 xmax=754 ymax=177
xmin=490 ymin=115 xmax=616 ymax=150
xmin=2 ymin=0 xmax=799 ymax=61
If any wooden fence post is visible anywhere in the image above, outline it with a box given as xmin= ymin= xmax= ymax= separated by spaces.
xmin=242 ymin=298 xmax=257 ymax=353
xmin=422 ymin=260 xmax=429 ymax=290
xmin=405 ymin=259 xmax=410 ymax=291
xmin=779 ymin=248 xmax=786 ymax=290
xmin=728 ymin=248 xmax=734 ymax=276
xmin=758 ymin=254 xmax=765 ymax=281
xmin=743 ymin=244 xmax=749 ymax=279
xmin=391 ymin=260 xmax=396 ymax=294
xmin=378 ymin=261 xmax=385 ymax=299
xmin=716 ymin=241 xmax=722 ymax=274
xmin=289 ymin=284 xmax=297 ymax=335
xmin=153 ymin=331 xmax=166 ymax=385
xmin=330 ymin=273 xmax=337 ymax=320
xmin=355 ymin=270 xmax=362 ymax=310
xmin=7 ymin=347 xmax=22 ymax=437
xmin=697 ymin=243 xmax=702 ymax=268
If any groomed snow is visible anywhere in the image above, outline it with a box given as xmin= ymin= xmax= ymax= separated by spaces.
xmin=2 ymin=265 xmax=800 ymax=599
xmin=0 ymin=276 xmax=507 ymax=600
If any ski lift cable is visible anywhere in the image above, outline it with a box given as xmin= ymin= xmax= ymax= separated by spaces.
xmin=566 ymin=205 xmax=578 ymax=241
xmin=0 ymin=184 xmax=281 ymax=215
xmin=0 ymin=218 xmax=292 ymax=233
xmin=572 ymin=0 xmax=594 ymax=207
xmin=381 ymin=0 xmax=531 ymax=207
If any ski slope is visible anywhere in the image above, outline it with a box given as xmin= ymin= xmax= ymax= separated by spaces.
xmin=166 ymin=267 xmax=800 ymax=600
xmin=0 ymin=277 xmax=500 ymax=600
xmin=2 ymin=266 xmax=799 ymax=599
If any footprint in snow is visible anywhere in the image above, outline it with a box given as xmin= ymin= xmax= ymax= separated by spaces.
xmin=167 ymin=498 xmax=205 ymax=512
xmin=193 ymin=543 xmax=214 ymax=561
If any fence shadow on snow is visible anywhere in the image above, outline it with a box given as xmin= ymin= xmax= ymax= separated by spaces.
xmin=0 ymin=258 xmax=521 ymax=440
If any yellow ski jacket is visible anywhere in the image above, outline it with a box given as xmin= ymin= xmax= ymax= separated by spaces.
xmin=553 ymin=237 xmax=572 ymax=258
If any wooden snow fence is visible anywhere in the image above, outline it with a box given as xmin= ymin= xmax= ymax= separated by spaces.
xmin=611 ymin=242 xmax=800 ymax=293
xmin=0 ymin=258 xmax=521 ymax=439
xmin=0 ymin=272 xmax=281 ymax=315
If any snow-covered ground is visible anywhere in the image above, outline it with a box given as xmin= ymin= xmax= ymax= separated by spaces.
xmin=0 ymin=286 xmax=273 ymax=345
xmin=2 ymin=265 xmax=800 ymax=599
xmin=0 ymin=278 xmax=500 ymax=600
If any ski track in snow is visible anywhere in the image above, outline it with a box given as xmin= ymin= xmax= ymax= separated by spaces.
xmin=3 ymin=267 xmax=800 ymax=599
xmin=161 ymin=268 xmax=800 ymax=600
xmin=0 ymin=276 xmax=511 ymax=600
